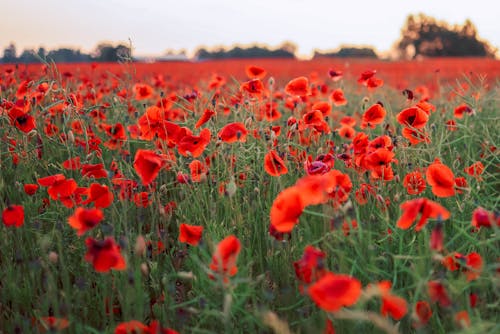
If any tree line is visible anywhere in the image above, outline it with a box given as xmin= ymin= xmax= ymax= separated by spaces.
xmin=1 ymin=14 xmax=497 ymax=63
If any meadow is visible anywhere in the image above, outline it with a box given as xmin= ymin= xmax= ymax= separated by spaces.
xmin=0 ymin=58 xmax=499 ymax=333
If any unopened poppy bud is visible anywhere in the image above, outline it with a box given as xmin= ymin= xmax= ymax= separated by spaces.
xmin=67 ymin=130 xmax=75 ymax=143
xmin=268 ymin=77 xmax=275 ymax=87
xmin=48 ymin=251 xmax=58 ymax=264
xmin=134 ymin=235 xmax=146 ymax=257
xmin=140 ymin=263 xmax=149 ymax=275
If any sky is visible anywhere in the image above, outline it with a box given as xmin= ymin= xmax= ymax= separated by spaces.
xmin=1 ymin=0 xmax=498 ymax=58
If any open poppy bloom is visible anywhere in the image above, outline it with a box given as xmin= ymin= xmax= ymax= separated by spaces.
xmin=84 ymin=237 xmax=127 ymax=273
xmin=426 ymin=158 xmax=455 ymax=197
xmin=209 ymin=235 xmax=241 ymax=281
xmin=241 ymin=78 xmax=266 ymax=97
xmin=2 ymin=205 xmax=25 ymax=227
xmin=397 ymin=107 xmax=429 ymax=128
xmin=264 ymin=150 xmax=288 ymax=176
xmin=403 ymin=171 xmax=426 ymax=195
xmin=471 ymin=207 xmax=499 ymax=228
xmin=293 ymin=245 xmax=327 ymax=287
xmin=376 ymin=281 xmax=408 ymax=320
xmin=427 ymin=280 xmax=451 ymax=307
xmin=218 ymin=122 xmax=248 ymax=143
xmin=284 ymin=76 xmax=310 ymax=97
xmin=24 ymin=183 xmax=39 ymax=196
xmin=179 ymin=223 xmax=204 ymax=246
xmin=330 ymin=89 xmax=347 ymax=106
xmin=133 ymin=149 xmax=165 ymax=186
xmin=134 ymin=83 xmax=154 ymax=100
xmin=114 ymin=320 xmax=148 ymax=334
xmin=308 ymin=272 xmax=362 ymax=312
xmin=269 ymin=186 xmax=305 ymax=233
xmin=68 ymin=207 xmax=104 ymax=236
xmin=245 ymin=65 xmax=267 ymax=79
xmin=396 ymin=197 xmax=450 ymax=231
xmin=442 ymin=252 xmax=483 ymax=281
xmin=414 ymin=301 xmax=432 ymax=326
xmin=177 ymin=128 xmax=211 ymax=157
xmin=84 ymin=183 xmax=114 ymax=209
xmin=195 ymin=109 xmax=216 ymax=129
xmin=361 ymin=103 xmax=386 ymax=129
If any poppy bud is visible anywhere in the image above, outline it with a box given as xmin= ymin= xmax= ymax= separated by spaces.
xmin=430 ymin=222 xmax=444 ymax=252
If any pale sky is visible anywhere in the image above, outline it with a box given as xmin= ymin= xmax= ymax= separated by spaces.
xmin=1 ymin=0 xmax=498 ymax=58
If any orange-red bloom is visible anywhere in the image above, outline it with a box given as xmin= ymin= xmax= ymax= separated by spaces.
xmin=68 ymin=207 xmax=104 ymax=236
xmin=293 ymin=245 xmax=327 ymax=286
xmin=472 ymin=207 xmax=499 ymax=228
xmin=218 ymin=122 xmax=248 ymax=143
xmin=245 ymin=65 xmax=267 ymax=79
xmin=179 ymin=223 xmax=204 ymax=246
xmin=195 ymin=109 xmax=216 ymax=129
xmin=84 ymin=237 xmax=126 ymax=273
xmin=396 ymin=198 xmax=450 ymax=231
xmin=177 ymin=128 xmax=211 ymax=157
xmin=308 ymin=272 xmax=362 ymax=312
xmin=84 ymin=183 xmax=114 ymax=209
xmin=403 ymin=171 xmax=426 ymax=195
xmin=285 ymin=76 xmax=309 ymax=97
xmin=361 ymin=103 xmax=386 ymax=129
xmin=428 ymin=280 xmax=451 ymax=307
xmin=133 ymin=149 xmax=164 ymax=186
xmin=426 ymin=158 xmax=455 ymax=197
xmin=264 ymin=150 xmax=288 ymax=176
xmin=270 ymin=186 xmax=305 ymax=233
xmin=397 ymin=107 xmax=429 ymax=128
xmin=209 ymin=235 xmax=241 ymax=280
xmin=414 ymin=301 xmax=432 ymax=326
xmin=330 ymin=89 xmax=347 ymax=106
xmin=2 ymin=205 xmax=24 ymax=227
xmin=24 ymin=183 xmax=39 ymax=196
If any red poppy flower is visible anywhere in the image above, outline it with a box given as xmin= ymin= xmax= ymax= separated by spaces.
xmin=24 ymin=183 xmax=39 ymax=196
xmin=179 ymin=223 xmax=203 ymax=246
xmin=455 ymin=310 xmax=470 ymax=328
xmin=84 ymin=183 xmax=114 ymax=209
xmin=177 ymin=128 xmax=211 ymax=157
xmin=397 ymin=107 xmax=429 ymax=128
xmin=209 ymin=235 xmax=241 ymax=280
xmin=218 ymin=122 xmax=248 ymax=143
xmin=308 ymin=272 xmax=362 ymax=312
xmin=428 ymin=281 xmax=451 ymax=307
xmin=396 ymin=198 xmax=450 ymax=231
xmin=68 ymin=207 xmax=104 ymax=236
xmin=264 ymin=150 xmax=288 ymax=177
xmin=328 ymin=68 xmax=343 ymax=81
xmin=430 ymin=222 xmax=444 ymax=252
xmin=133 ymin=149 xmax=164 ymax=186
xmin=472 ymin=207 xmax=499 ymax=228
xmin=414 ymin=301 xmax=432 ymax=325
xmin=454 ymin=104 xmax=473 ymax=119
xmin=195 ymin=109 xmax=216 ymax=129
xmin=285 ymin=76 xmax=310 ymax=97
xmin=245 ymin=65 xmax=267 ymax=79
xmin=464 ymin=161 xmax=484 ymax=180
xmin=330 ymin=89 xmax=347 ymax=106
xmin=403 ymin=171 xmax=426 ymax=195
xmin=270 ymin=186 xmax=305 ymax=234
xmin=62 ymin=157 xmax=81 ymax=170
xmin=361 ymin=103 xmax=386 ymax=129
xmin=189 ymin=159 xmax=208 ymax=182
xmin=337 ymin=125 xmax=356 ymax=140
xmin=84 ymin=237 xmax=126 ymax=273
xmin=293 ymin=245 xmax=327 ymax=285
xmin=426 ymin=158 xmax=455 ymax=197
xmin=8 ymin=104 xmax=37 ymax=133
xmin=115 ymin=320 xmax=148 ymax=334
xmin=134 ymin=83 xmax=154 ymax=100
xmin=81 ymin=163 xmax=108 ymax=179
xmin=2 ymin=205 xmax=24 ymax=227
xmin=311 ymin=101 xmax=332 ymax=116
xmin=357 ymin=70 xmax=377 ymax=84
xmin=241 ymin=78 xmax=265 ymax=97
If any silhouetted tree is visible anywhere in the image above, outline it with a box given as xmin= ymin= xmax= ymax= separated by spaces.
xmin=2 ymin=43 xmax=17 ymax=63
xmin=93 ymin=43 xmax=131 ymax=62
xmin=314 ymin=47 xmax=378 ymax=59
xmin=395 ymin=13 xmax=496 ymax=59
xmin=194 ymin=43 xmax=296 ymax=60
xmin=47 ymin=48 xmax=91 ymax=63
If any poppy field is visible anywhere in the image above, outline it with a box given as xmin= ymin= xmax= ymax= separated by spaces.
xmin=0 ymin=58 xmax=499 ymax=333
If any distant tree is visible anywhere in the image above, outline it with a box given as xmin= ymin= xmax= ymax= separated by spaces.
xmin=47 ymin=48 xmax=91 ymax=63
xmin=314 ymin=47 xmax=378 ymax=59
xmin=194 ymin=43 xmax=296 ymax=60
xmin=37 ymin=47 xmax=46 ymax=59
xmin=18 ymin=49 xmax=39 ymax=63
xmin=93 ymin=43 xmax=131 ymax=62
xmin=395 ymin=13 xmax=496 ymax=59
xmin=2 ymin=43 xmax=17 ymax=63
